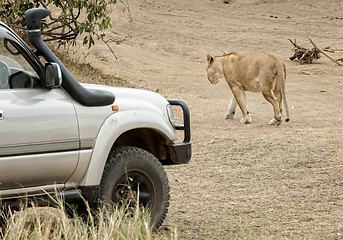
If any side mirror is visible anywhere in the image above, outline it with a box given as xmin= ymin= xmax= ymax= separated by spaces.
xmin=45 ymin=62 xmax=62 ymax=88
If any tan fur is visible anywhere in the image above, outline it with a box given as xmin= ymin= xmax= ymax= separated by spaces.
xmin=206 ymin=52 xmax=290 ymax=125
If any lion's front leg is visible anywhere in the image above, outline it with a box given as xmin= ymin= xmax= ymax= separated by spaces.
xmin=225 ymin=96 xmax=238 ymax=119
xmin=242 ymin=111 xmax=252 ymax=124
xmin=231 ymin=88 xmax=252 ymax=124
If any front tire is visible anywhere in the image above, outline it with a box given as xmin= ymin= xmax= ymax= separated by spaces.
xmin=99 ymin=146 xmax=170 ymax=229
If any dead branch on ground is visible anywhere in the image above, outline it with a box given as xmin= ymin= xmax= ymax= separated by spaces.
xmin=307 ymin=37 xmax=342 ymax=66
xmin=289 ymin=37 xmax=342 ymax=66
xmin=288 ymin=39 xmax=320 ymax=64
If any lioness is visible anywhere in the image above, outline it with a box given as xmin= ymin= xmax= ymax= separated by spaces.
xmin=206 ymin=52 xmax=290 ymax=125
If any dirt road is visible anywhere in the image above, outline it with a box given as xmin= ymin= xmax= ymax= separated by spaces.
xmin=74 ymin=0 xmax=343 ymax=239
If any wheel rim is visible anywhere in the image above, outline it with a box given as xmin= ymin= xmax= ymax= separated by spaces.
xmin=113 ymin=171 xmax=154 ymax=209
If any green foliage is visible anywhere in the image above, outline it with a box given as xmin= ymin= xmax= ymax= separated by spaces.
xmin=0 ymin=0 xmax=116 ymax=49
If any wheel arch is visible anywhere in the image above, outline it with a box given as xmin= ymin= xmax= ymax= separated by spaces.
xmin=113 ymin=128 xmax=171 ymax=161
xmin=80 ymin=110 xmax=176 ymax=187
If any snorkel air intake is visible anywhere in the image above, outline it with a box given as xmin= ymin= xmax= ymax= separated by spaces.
xmin=25 ymin=8 xmax=115 ymax=106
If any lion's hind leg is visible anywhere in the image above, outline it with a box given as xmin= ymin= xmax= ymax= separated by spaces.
xmin=274 ymin=89 xmax=283 ymax=115
xmin=262 ymin=90 xmax=282 ymax=126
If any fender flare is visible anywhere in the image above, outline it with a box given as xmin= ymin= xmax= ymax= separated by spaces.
xmin=80 ymin=110 xmax=176 ymax=186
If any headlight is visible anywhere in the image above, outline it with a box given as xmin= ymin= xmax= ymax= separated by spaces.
xmin=166 ymin=104 xmax=175 ymax=127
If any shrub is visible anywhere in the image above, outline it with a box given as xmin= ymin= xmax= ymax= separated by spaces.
xmin=0 ymin=0 xmax=116 ymax=49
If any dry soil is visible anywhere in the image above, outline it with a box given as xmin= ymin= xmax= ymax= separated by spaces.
xmin=72 ymin=0 xmax=343 ymax=239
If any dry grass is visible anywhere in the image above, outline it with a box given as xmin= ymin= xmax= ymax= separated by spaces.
xmin=0 ymin=196 xmax=177 ymax=240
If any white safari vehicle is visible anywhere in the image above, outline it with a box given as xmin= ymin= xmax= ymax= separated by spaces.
xmin=0 ymin=8 xmax=191 ymax=228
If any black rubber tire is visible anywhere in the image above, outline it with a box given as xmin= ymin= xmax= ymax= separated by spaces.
xmin=99 ymin=146 xmax=170 ymax=229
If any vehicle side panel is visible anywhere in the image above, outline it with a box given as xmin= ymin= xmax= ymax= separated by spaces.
xmin=0 ymin=151 xmax=78 ymax=192
xmin=0 ymin=88 xmax=79 ymax=192
xmin=0 ymin=89 xmax=78 ymax=145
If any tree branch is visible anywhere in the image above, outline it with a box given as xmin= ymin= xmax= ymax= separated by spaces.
xmin=307 ymin=37 xmax=342 ymax=66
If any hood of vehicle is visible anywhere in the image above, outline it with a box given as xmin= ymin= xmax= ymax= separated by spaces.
xmin=82 ymin=84 xmax=171 ymax=120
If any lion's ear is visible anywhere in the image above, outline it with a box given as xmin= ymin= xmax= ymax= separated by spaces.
xmin=206 ymin=54 xmax=214 ymax=64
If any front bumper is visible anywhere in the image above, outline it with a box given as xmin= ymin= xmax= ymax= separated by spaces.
xmin=167 ymin=99 xmax=191 ymax=164
xmin=169 ymin=142 xmax=191 ymax=164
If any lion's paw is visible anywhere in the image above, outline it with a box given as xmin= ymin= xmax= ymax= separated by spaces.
xmin=269 ymin=118 xmax=282 ymax=126
xmin=225 ymin=113 xmax=235 ymax=119
xmin=241 ymin=117 xmax=251 ymax=124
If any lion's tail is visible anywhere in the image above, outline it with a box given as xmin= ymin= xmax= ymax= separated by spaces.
xmin=276 ymin=62 xmax=290 ymax=122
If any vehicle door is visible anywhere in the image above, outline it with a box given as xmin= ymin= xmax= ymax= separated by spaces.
xmin=0 ymin=28 xmax=79 ymax=196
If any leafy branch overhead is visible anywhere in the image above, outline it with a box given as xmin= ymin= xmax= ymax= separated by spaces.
xmin=0 ymin=0 xmax=118 ymax=57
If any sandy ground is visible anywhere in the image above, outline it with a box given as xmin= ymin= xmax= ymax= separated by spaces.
xmin=72 ymin=0 xmax=343 ymax=239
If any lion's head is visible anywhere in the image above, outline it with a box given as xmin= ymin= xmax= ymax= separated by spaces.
xmin=206 ymin=54 xmax=222 ymax=85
